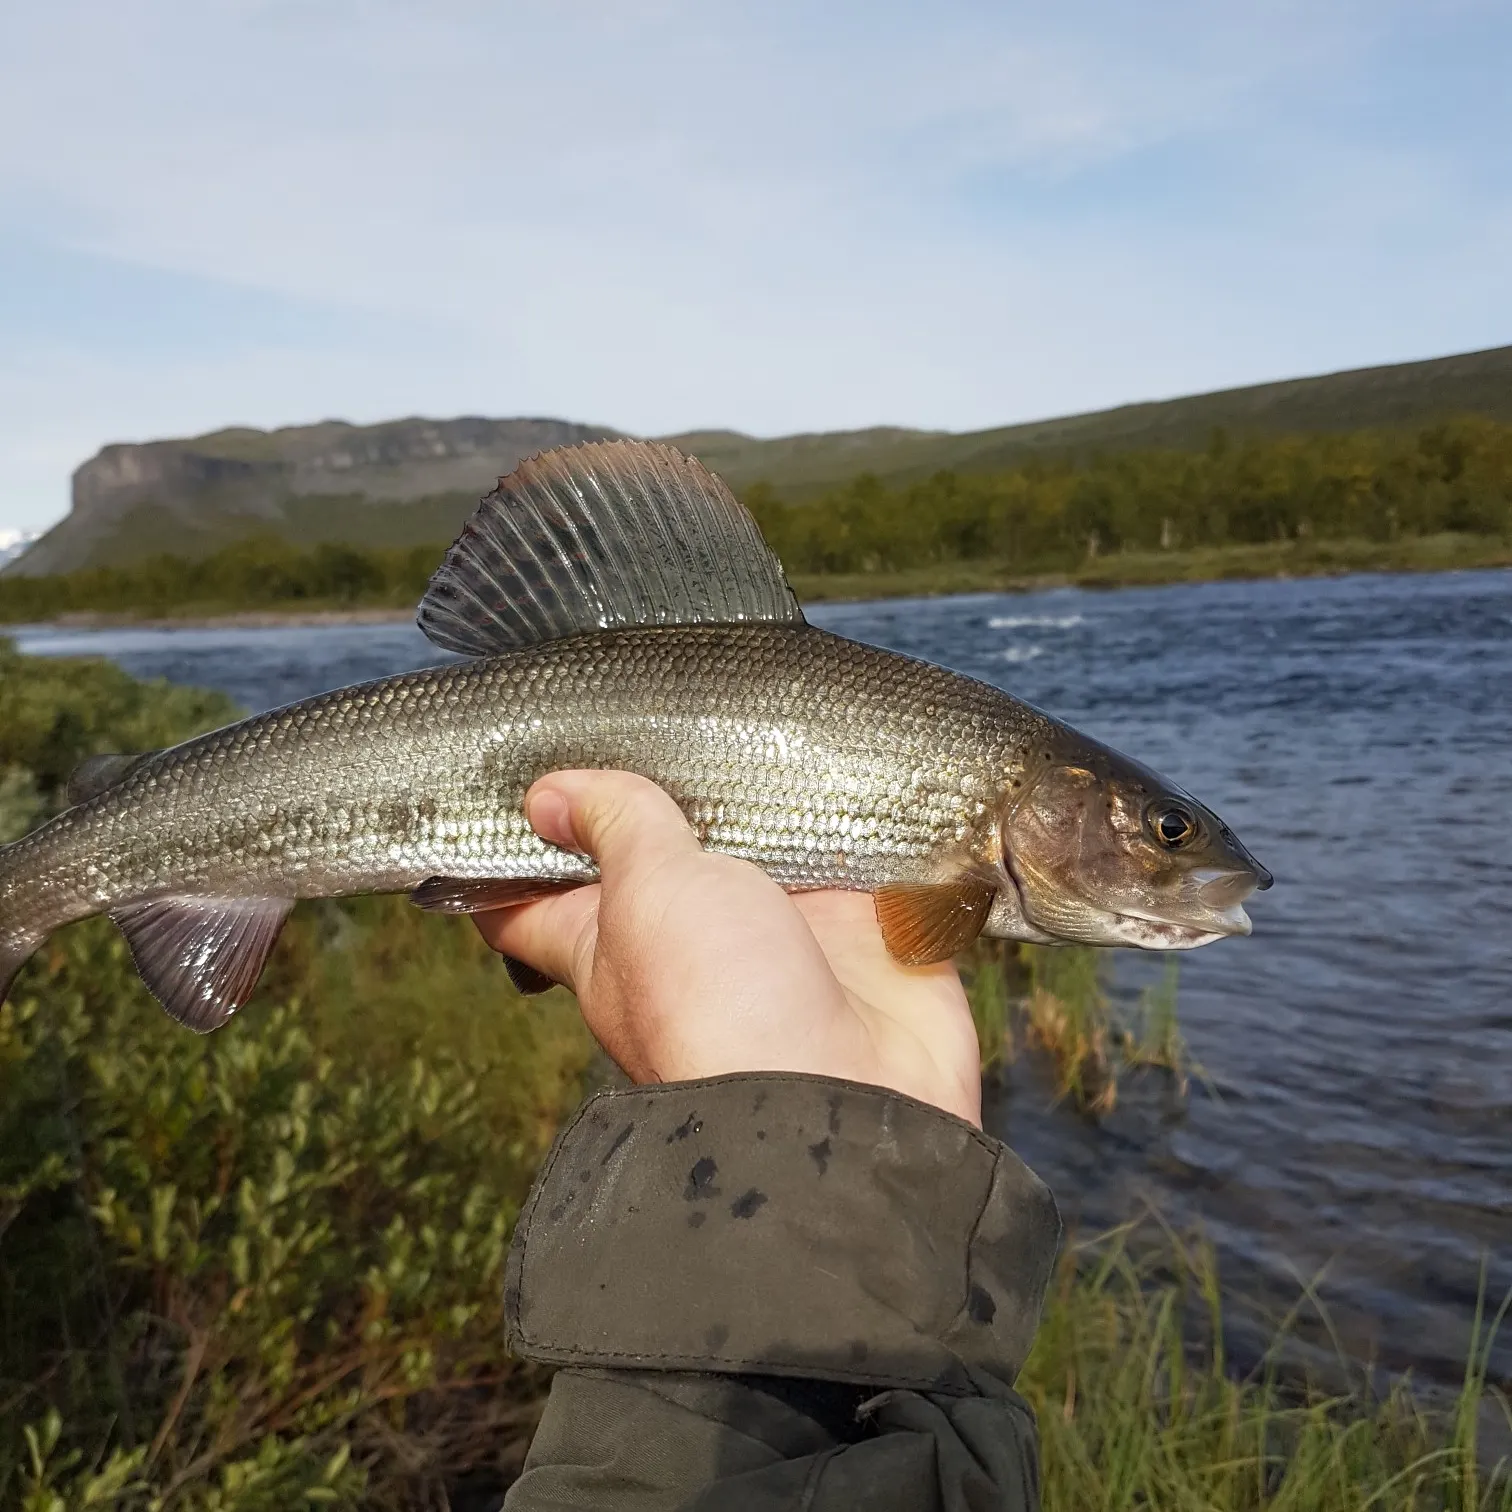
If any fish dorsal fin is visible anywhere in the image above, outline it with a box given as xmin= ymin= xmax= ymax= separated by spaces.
xmin=417 ymin=439 xmax=804 ymax=657
xmin=67 ymin=752 xmax=156 ymax=805
xmin=111 ymin=896 xmax=292 ymax=1032
xmin=874 ymin=879 xmax=995 ymax=966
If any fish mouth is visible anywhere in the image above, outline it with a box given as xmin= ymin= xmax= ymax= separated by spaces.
xmin=1001 ymin=856 xmax=1256 ymax=949
xmin=1112 ymin=876 xmax=1257 ymax=945
xmin=1107 ymin=907 xmax=1249 ymax=950
xmin=1189 ymin=867 xmax=1266 ymax=909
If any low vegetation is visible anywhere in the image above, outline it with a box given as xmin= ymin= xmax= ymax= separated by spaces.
xmin=1021 ymin=1230 xmax=1511 ymax=1511
xmin=0 ymin=645 xmax=595 ymax=1508
xmin=965 ymin=940 xmax=1190 ymax=1114
xmin=2 ymin=646 xmax=1507 ymax=1508
xmin=749 ymin=415 xmax=1512 ymax=574
xmin=3 ymin=417 xmax=1510 ymax=623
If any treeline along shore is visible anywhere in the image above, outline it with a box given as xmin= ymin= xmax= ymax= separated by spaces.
xmin=4 ymin=416 xmax=1511 ymax=624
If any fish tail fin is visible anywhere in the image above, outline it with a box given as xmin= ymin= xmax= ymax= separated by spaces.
xmin=0 ymin=842 xmax=48 ymax=1007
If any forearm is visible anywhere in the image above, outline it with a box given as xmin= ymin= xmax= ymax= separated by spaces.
xmin=502 ymin=1073 xmax=1060 ymax=1511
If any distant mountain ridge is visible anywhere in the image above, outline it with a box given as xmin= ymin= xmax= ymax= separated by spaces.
xmin=16 ymin=417 xmax=618 ymax=578
xmin=10 ymin=341 xmax=1512 ymax=577
xmin=0 ymin=530 xmax=37 ymax=570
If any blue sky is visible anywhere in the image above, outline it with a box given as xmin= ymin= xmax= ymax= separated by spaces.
xmin=2 ymin=0 xmax=1509 ymax=536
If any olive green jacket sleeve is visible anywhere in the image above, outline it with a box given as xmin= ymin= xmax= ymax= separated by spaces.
xmin=502 ymin=1072 xmax=1061 ymax=1511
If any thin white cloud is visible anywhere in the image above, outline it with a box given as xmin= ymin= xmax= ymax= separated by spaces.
xmin=0 ymin=0 xmax=1508 ymax=533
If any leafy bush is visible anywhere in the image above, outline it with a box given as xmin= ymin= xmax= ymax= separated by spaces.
xmin=0 ymin=921 xmax=589 ymax=1509
xmin=0 ymin=642 xmax=240 ymax=808
xmin=0 ymin=649 xmax=593 ymax=1509
xmin=0 ymin=765 xmax=44 ymax=846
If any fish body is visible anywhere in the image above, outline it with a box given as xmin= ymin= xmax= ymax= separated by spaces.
xmin=0 ymin=440 xmax=1271 ymax=1029
xmin=3 ymin=625 xmax=1043 ymax=928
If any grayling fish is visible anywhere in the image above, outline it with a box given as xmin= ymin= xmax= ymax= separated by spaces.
xmin=0 ymin=440 xmax=1271 ymax=1029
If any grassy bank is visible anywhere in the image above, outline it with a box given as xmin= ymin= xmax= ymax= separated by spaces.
xmin=794 ymin=530 xmax=1512 ymax=604
xmin=1024 ymin=1231 xmax=1509 ymax=1511
xmin=3 ymin=532 xmax=1509 ymax=632
xmin=2 ymin=646 xmax=1508 ymax=1508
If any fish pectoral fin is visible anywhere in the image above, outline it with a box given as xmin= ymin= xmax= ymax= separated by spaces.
xmin=502 ymin=954 xmax=558 ymax=995
xmin=67 ymin=751 xmax=158 ymax=805
xmin=874 ymin=879 xmax=996 ymax=967
xmin=111 ymin=895 xmax=293 ymax=1033
xmin=409 ymin=876 xmax=588 ymax=914
xmin=416 ymin=439 xmax=805 ymax=658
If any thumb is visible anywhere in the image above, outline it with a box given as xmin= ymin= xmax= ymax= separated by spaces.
xmin=481 ymin=772 xmax=702 ymax=996
xmin=526 ymin=770 xmax=703 ymax=881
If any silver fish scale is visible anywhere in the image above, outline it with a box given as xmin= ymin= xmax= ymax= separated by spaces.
xmin=5 ymin=625 xmax=1064 ymax=942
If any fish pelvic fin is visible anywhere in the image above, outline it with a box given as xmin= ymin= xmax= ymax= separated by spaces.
xmin=502 ymin=954 xmax=557 ymax=996
xmin=111 ymin=895 xmax=293 ymax=1033
xmin=416 ymin=439 xmax=805 ymax=658
xmin=408 ymin=879 xmax=572 ymax=995
xmin=409 ymin=876 xmax=588 ymax=914
xmin=875 ymin=879 xmax=996 ymax=967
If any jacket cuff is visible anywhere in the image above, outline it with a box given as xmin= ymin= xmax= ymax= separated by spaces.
xmin=504 ymin=1072 xmax=1061 ymax=1394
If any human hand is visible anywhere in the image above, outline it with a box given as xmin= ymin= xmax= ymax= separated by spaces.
xmin=472 ymin=770 xmax=983 ymax=1127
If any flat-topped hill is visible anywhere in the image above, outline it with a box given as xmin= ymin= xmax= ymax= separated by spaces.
xmin=10 ymin=341 xmax=1511 ymax=576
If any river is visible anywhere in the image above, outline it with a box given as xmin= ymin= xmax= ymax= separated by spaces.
xmin=10 ymin=566 xmax=1511 ymax=1390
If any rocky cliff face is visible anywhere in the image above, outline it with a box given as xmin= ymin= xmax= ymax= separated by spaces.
xmin=71 ymin=442 xmax=287 ymax=526
xmin=14 ymin=416 xmax=621 ymax=576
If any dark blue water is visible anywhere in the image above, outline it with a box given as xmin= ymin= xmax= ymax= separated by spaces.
xmin=11 ymin=568 xmax=1512 ymax=1387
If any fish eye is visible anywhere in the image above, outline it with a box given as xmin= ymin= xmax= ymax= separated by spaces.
xmin=1148 ymin=802 xmax=1198 ymax=850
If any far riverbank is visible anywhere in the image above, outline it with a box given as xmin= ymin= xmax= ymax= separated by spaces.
xmin=794 ymin=529 xmax=1512 ymax=604
xmin=9 ymin=531 xmax=1511 ymax=631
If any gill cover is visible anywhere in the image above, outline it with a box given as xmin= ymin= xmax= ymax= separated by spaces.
xmin=1004 ymin=757 xmax=1270 ymax=948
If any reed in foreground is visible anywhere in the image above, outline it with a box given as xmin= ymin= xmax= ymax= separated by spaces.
xmin=1022 ymin=1232 xmax=1511 ymax=1512
xmin=964 ymin=940 xmax=1192 ymax=1113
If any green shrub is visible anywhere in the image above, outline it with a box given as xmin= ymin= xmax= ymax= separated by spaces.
xmin=0 ymin=650 xmax=594 ymax=1509
xmin=0 ymin=642 xmax=239 ymax=808
xmin=0 ymin=919 xmax=576 ymax=1507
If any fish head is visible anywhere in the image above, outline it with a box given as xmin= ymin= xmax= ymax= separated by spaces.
xmin=998 ymin=740 xmax=1272 ymax=950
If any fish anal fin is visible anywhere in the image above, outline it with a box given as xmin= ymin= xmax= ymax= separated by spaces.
xmin=503 ymin=954 xmax=557 ymax=995
xmin=111 ymin=896 xmax=292 ymax=1033
xmin=67 ymin=752 xmax=157 ymax=805
xmin=409 ymin=876 xmax=588 ymax=914
xmin=874 ymin=880 xmax=995 ymax=967
xmin=416 ymin=439 xmax=804 ymax=658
